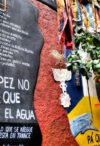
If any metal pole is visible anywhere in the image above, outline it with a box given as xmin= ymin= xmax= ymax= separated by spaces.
xmin=87 ymin=78 xmax=93 ymax=121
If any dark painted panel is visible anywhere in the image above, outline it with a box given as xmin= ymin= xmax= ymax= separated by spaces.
xmin=0 ymin=0 xmax=43 ymax=145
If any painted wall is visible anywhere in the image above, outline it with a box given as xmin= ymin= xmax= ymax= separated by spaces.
xmin=64 ymin=50 xmax=100 ymax=146
xmin=31 ymin=0 xmax=79 ymax=146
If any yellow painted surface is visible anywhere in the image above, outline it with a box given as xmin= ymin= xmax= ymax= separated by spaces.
xmin=68 ymin=96 xmax=100 ymax=146
xmin=76 ymin=130 xmax=100 ymax=146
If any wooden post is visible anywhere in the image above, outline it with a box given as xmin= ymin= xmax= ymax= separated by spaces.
xmin=0 ymin=0 xmax=7 ymax=11
xmin=4 ymin=0 xmax=6 ymax=11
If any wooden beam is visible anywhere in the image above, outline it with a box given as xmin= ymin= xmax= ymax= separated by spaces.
xmin=4 ymin=0 xmax=6 ymax=11
xmin=0 ymin=0 xmax=8 ymax=11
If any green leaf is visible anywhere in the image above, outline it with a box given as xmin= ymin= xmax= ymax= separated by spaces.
xmin=65 ymin=63 xmax=72 ymax=70
xmin=66 ymin=25 xmax=100 ymax=80
xmin=93 ymin=60 xmax=99 ymax=64
xmin=69 ymin=57 xmax=72 ymax=61
xmin=87 ymin=45 xmax=95 ymax=50
xmin=81 ymin=68 xmax=87 ymax=76
xmin=95 ymin=63 xmax=100 ymax=69
xmin=72 ymin=65 xmax=78 ymax=74
xmin=86 ymin=61 xmax=92 ymax=68
xmin=87 ymin=72 xmax=92 ymax=77
xmin=96 ymin=47 xmax=100 ymax=51
xmin=66 ymin=63 xmax=71 ymax=68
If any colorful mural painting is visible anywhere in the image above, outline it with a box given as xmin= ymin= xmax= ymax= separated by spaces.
xmin=36 ymin=0 xmax=100 ymax=145
xmin=0 ymin=0 xmax=99 ymax=145
xmin=65 ymin=49 xmax=100 ymax=146
xmin=61 ymin=1 xmax=100 ymax=146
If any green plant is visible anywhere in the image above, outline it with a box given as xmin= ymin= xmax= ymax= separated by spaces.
xmin=66 ymin=26 xmax=100 ymax=81
xmin=98 ymin=0 xmax=100 ymax=3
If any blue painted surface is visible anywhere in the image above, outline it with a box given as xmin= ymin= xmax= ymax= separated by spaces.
xmin=64 ymin=48 xmax=84 ymax=113
xmin=84 ymin=4 xmax=94 ymax=29
xmin=77 ymin=0 xmax=83 ymax=26
xmin=70 ymin=113 xmax=98 ymax=137
xmin=59 ymin=18 xmax=64 ymax=32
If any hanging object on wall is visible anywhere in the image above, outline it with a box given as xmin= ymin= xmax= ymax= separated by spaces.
xmin=70 ymin=0 xmax=100 ymax=33
xmin=80 ymin=4 xmax=90 ymax=30
xmin=60 ymin=83 xmax=71 ymax=107
xmin=0 ymin=0 xmax=43 ymax=145
xmin=52 ymin=68 xmax=72 ymax=107
xmin=36 ymin=0 xmax=100 ymax=51
xmin=56 ymin=0 xmax=74 ymax=50
xmin=93 ymin=1 xmax=100 ymax=32
xmin=50 ymin=45 xmax=71 ymax=108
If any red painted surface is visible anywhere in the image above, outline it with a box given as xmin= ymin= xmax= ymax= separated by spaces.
xmin=95 ymin=104 xmax=100 ymax=106
xmin=31 ymin=1 xmax=79 ymax=145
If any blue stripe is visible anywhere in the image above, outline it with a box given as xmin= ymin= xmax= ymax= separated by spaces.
xmin=64 ymin=47 xmax=84 ymax=113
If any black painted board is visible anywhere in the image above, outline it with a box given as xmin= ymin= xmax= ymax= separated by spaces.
xmin=37 ymin=0 xmax=57 ymax=11
xmin=0 ymin=123 xmax=42 ymax=146
xmin=0 ymin=0 xmax=43 ymax=145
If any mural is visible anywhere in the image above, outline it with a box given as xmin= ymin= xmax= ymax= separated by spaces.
xmin=65 ymin=49 xmax=100 ymax=146
xmin=37 ymin=0 xmax=100 ymax=145
xmin=0 ymin=0 xmax=99 ymax=145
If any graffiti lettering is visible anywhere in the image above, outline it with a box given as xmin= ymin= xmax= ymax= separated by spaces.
xmin=87 ymin=132 xmax=94 ymax=144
